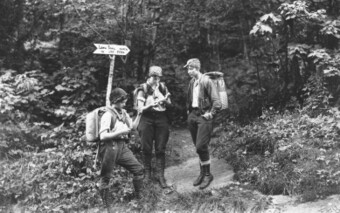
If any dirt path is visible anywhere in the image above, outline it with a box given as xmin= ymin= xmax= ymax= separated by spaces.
xmin=166 ymin=128 xmax=340 ymax=213
xmin=165 ymin=127 xmax=235 ymax=193
xmin=6 ymin=128 xmax=340 ymax=213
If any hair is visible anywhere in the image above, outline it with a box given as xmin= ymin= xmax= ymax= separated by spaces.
xmin=113 ymin=96 xmax=127 ymax=104
xmin=110 ymin=88 xmax=128 ymax=103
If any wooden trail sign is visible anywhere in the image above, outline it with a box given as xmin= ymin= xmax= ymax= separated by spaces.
xmin=93 ymin=44 xmax=130 ymax=55
xmin=93 ymin=44 xmax=130 ymax=106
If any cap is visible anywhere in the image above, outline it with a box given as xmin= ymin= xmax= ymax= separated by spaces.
xmin=184 ymin=58 xmax=201 ymax=69
xmin=148 ymin=66 xmax=162 ymax=77
xmin=110 ymin=88 xmax=128 ymax=103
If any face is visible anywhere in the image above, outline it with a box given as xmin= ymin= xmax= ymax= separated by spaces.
xmin=149 ymin=75 xmax=160 ymax=85
xmin=187 ymin=66 xmax=199 ymax=78
xmin=115 ymin=99 xmax=127 ymax=109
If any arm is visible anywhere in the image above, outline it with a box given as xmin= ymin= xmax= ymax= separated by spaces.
xmin=137 ymin=90 xmax=156 ymax=112
xmin=155 ymin=93 xmax=171 ymax=105
xmin=123 ymin=110 xmax=140 ymax=130
xmin=99 ymin=112 xmax=130 ymax=141
xmin=202 ymin=78 xmax=221 ymax=119
xmin=132 ymin=113 xmax=142 ymax=130
xmin=162 ymin=84 xmax=171 ymax=105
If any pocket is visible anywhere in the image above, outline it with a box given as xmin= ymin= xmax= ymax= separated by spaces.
xmin=201 ymin=98 xmax=210 ymax=110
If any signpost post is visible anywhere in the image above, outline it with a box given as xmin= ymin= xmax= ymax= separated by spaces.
xmin=93 ymin=44 xmax=130 ymax=106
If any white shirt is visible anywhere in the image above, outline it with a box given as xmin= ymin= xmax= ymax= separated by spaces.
xmin=145 ymin=83 xmax=166 ymax=111
xmin=192 ymin=77 xmax=201 ymax=108
xmin=99 ymin=110 xmax=131 ymax=134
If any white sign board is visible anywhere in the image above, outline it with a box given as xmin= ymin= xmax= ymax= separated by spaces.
xmin=93 ymin=44 xmax=130 ymax=55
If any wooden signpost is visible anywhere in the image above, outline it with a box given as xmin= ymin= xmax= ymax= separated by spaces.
xmin=93 ymin=44 xmax=130 ymax=106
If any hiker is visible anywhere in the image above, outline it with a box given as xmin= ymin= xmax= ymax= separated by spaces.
xmin=135 ymin=65 xmax=171 ymax=188
xmin=98 ymin=88 xmax=144 ymax=209
xmin=184 ymin=58 xmax=221 ymax=189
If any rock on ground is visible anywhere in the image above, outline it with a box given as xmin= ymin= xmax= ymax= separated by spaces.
xmin=266 ymin=194 xmax=340 ymax=213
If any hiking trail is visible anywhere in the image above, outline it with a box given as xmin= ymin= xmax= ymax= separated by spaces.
xmin=165 ymin=128 xmax=235 ymax=193
xmin=166 ymin=127 xmax=340 ymax=213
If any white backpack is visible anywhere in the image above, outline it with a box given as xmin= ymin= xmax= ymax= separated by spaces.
xmin=204 ymin=71 xmax=228 ymax=109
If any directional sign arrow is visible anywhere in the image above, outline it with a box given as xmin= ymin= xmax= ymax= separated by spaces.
xmin=93 ymin=44 xmax=130 ymax=55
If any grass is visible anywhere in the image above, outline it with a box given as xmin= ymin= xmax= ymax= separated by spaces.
xmin=127 ymin=183 xmax=271 ymax=213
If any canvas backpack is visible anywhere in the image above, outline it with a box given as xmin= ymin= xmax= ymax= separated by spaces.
xmin=85 ymin=107 xmax=117 ymax=142
xmin=132 ymin=82 xmax=167 ymax=110
xmin=204 ymin=71 xmax=228 ymax=110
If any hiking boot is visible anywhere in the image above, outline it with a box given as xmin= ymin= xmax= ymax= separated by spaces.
xmin=193 ymin=163 xmax=204 ymax=186
xmin=133 ymin=178 xmax=144 ymax=199
xmin=144 ymin=155 xmax=152 ymax=181
xmin=155 ymin=155 xmax=169 ymax=188
xmin=199 ymin=164 xmax=214 ymax=190
xmin=99 ymin=187 xmax=113 ymax=212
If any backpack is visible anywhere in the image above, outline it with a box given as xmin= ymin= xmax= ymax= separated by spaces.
xmin=204 ymin=71 xmax=228 ymax=110
xmin=85 ymin=107 xmax=117 ymax=142
xmin=132 ymin=82 xmax=167 ymax=110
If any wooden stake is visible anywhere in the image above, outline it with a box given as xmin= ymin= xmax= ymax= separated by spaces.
xmin=106 ymin=55 xmax=116 ymax=107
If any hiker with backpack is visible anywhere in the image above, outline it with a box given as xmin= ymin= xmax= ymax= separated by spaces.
xmin=98 ymin=88 xmax=144 ymax=210
xmin=135 ymin=66 xmax=171 ymax=188
xmin=184 ymin=58 xmax=222 ymax=189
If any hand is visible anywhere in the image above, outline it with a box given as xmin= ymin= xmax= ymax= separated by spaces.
xmin=165 ymin=93 xmax=171 ymax=99
xmin=155 ymin=93 xmax=171 ymax=105
xmin=202 ymin=112 xmax=213 ymax=120
xmin=119 ymin=126 xmax=131 ymax=136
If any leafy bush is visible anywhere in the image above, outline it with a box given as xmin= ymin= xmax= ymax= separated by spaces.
xmin=213 ymin=107 xmax=340 ymax=201
xmin=0 ymin=122 xmax=138 ymax=212
xmin=0 ymin=69 xmax=140 ymax=211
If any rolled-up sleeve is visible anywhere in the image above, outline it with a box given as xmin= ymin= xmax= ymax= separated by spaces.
xmin=99 ymin=112 xmax=112 ymax=134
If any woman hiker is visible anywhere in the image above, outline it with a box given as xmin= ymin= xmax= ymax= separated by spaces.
xmin=135 ymin=66 xmax=171 ymax=188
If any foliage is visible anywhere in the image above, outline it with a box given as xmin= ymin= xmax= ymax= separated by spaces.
xmin=250 ymin=0 xmax=340 ymax=111
xmin=213 ymin=107 xmax=340 ymax=201
xmin=1 ymin=0 xmax=340 ymax=211
xmin=0 ymin=120 xmax=138 ymax=212
xmin=169 ymin=184 xmax=270 ymax=213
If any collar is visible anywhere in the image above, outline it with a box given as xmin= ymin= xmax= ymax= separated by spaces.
xmin=107 ymin=106 xmax=124 ymax=121
xmin=193 ymin=73 xmax=202 ymax=86
xmin=146 ymin=79 xmax=159 ymax=89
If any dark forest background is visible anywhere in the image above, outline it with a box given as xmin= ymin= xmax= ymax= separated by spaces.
xmin=1 ymin=0 xmax=340 ymax=212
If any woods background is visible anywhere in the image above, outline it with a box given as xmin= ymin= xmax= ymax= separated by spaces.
xmin=1 ymin=0 xmax=340 ymax=212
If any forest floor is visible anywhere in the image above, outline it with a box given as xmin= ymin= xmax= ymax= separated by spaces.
xmin=6 ymin=127 xmax=340 ymax=213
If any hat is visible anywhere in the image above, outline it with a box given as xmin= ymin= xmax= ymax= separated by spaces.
xmin=110 ymin=88 xmax=128 ymax=103
xmin=148 ymin=66 xmax=162 ymax=77
xmin=184 ymin=58 xmax=201 ymax=69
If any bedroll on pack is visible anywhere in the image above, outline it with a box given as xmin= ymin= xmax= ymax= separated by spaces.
xmin=204 ymin=71 xmax=228 ymax=110
xmin=85 ymin=107 xmax=117 ymax=142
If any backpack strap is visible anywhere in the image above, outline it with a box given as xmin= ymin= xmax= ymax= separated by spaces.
xmin=159 ymin=82 xmax=167 ymax=96
xmin=143 ymin=82 xmax=167 ymax=97
xmin=142 ymin=83 xmax=148 ymax=99
xmin=105 ymin=107 xmax=118 ymax=130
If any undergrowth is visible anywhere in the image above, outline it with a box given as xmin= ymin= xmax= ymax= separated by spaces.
xmin=212 ymin=107 xmax=340 ymax=202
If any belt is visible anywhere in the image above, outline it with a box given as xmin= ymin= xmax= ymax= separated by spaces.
xmin=191 ymin=108 xmax=203 ymax=115
xmin=100 ymin=138 xmax=129 ymax=146
xmin=143 ymin=110 xmax=166 ymax=116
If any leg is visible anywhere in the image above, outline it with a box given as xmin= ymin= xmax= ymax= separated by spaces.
xmin=99 ymin=142 xmax=118 ymax=210
xmin=154 ymin=113 xmax=170 ymax=188
xmin=187 ymin=112 xmax=198 ymax=146
xmin=193 ymin=160 xmax=204 ymax=186
xmin=116 ymin=143 xmax=144 ymax=199
xmin=195 ymin=117 xmax=214 ymax=189
xmin=188 ymin=112 xmax=204 ymax=186
xmin=138 ymin=115 xmax=154 ymax=181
